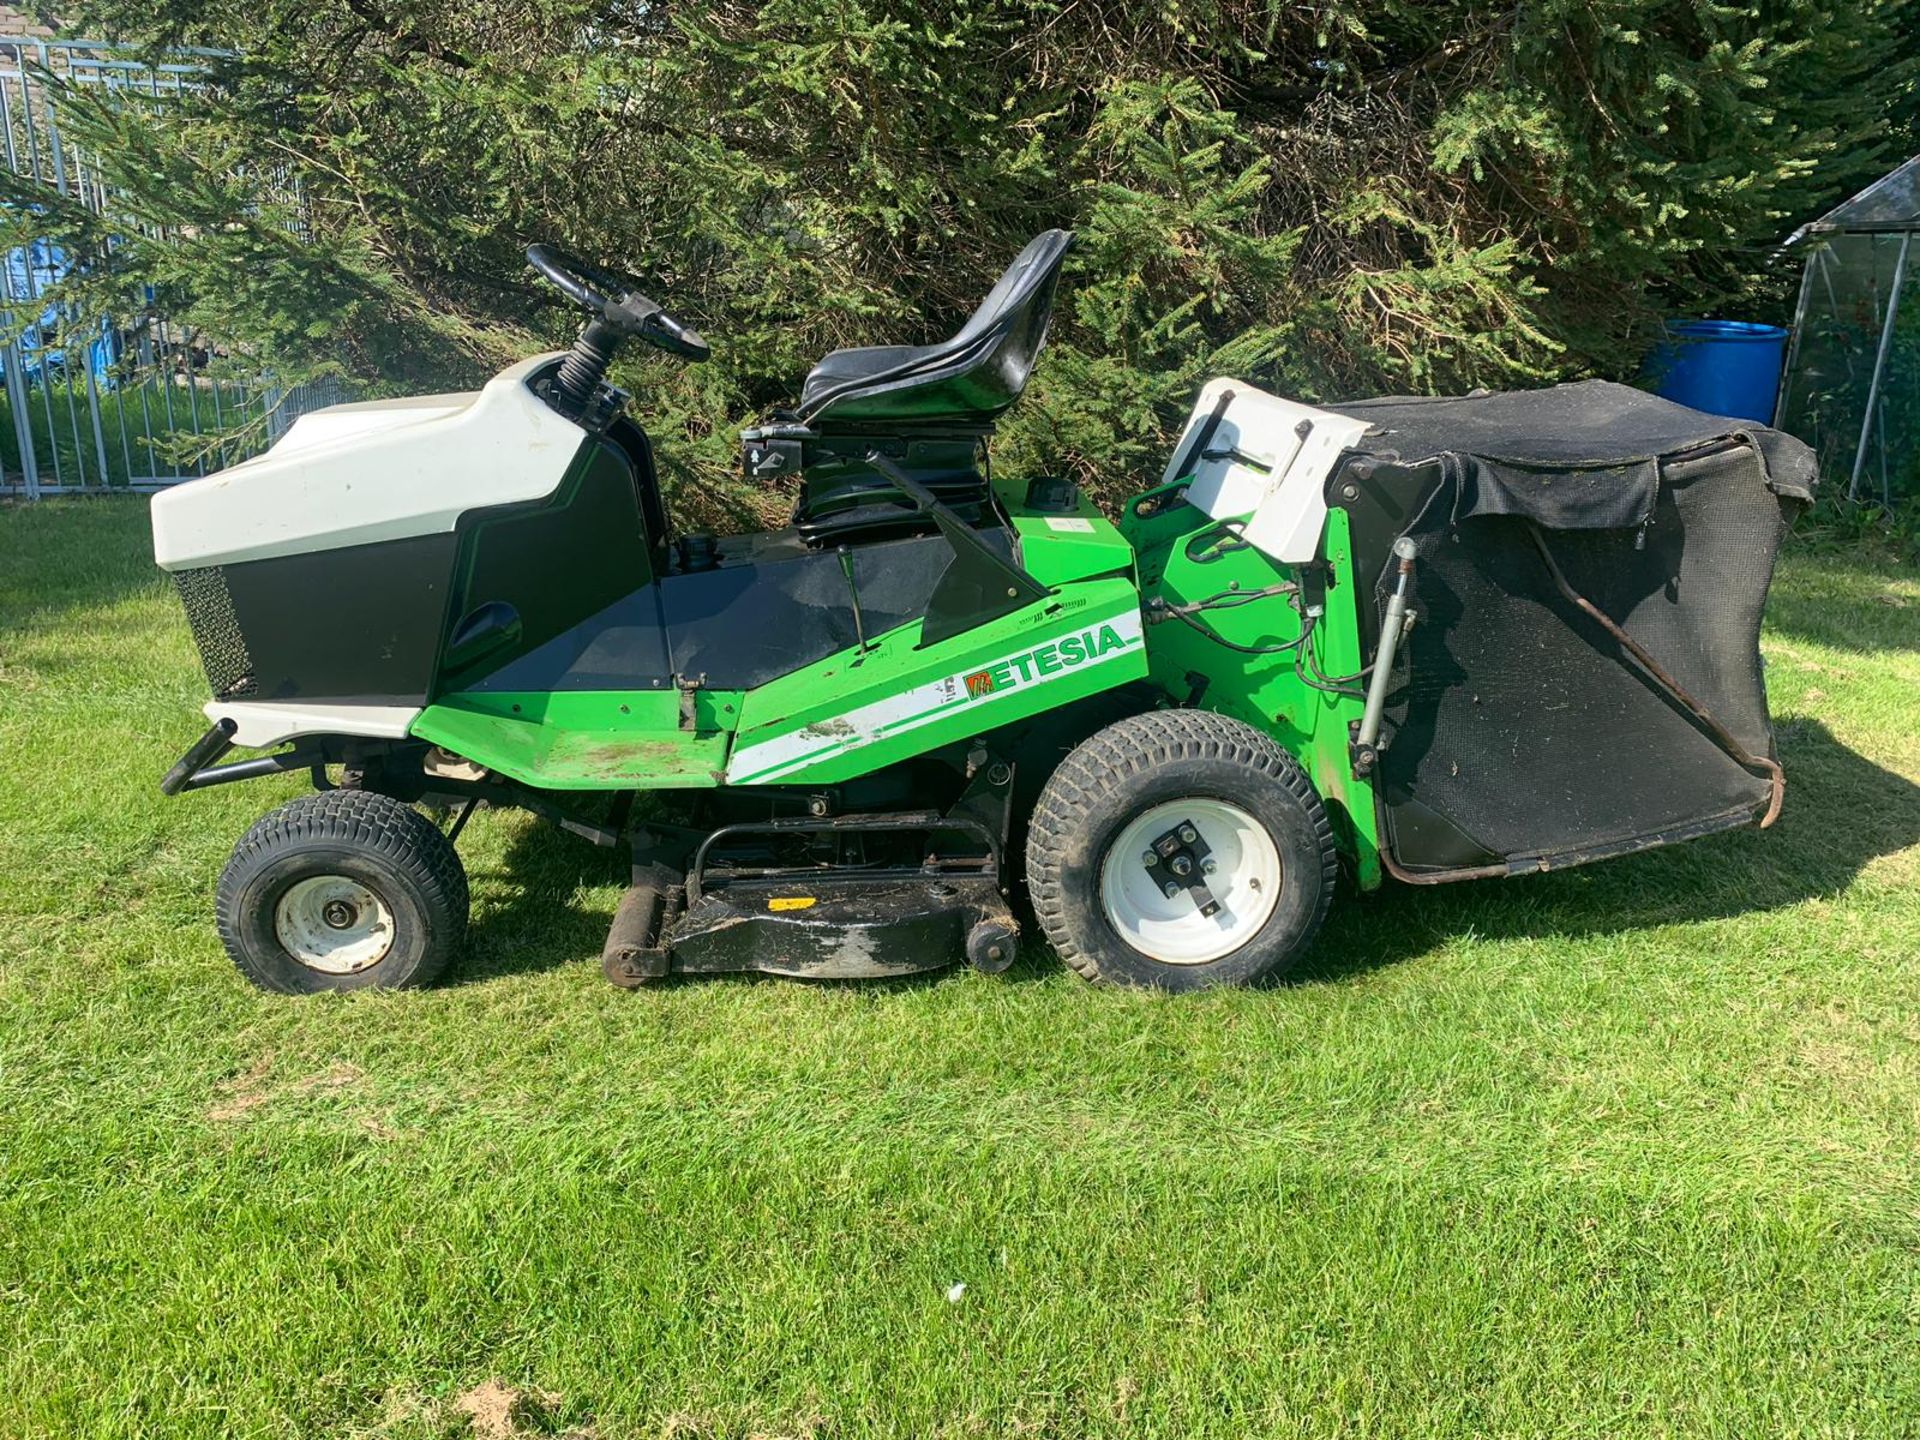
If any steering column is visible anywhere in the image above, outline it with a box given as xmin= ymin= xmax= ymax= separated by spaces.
xmin=525 ymin=243 xmax=709 ymax=422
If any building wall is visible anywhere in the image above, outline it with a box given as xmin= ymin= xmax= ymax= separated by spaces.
xmin=0 ymin=7 xmax=56 ymax=40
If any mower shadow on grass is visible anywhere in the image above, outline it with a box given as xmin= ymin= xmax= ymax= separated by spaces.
xmin=1293 ymin=717 xmax=1920 ymax=986
xmin=454 ymin=815 xmax=634 ymax=986
xmin=446 ymin=719 xmax=1920 ymax=993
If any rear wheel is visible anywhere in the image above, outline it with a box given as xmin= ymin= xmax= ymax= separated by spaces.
xmin=216 ymin=790 xmax=469 ymax=993
xmin=1026 ymin=710 xmax=1336 ymax=990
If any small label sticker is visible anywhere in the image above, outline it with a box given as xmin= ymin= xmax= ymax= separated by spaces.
xmin=1044 ymin=516 xmax=1096 ymax=533
xmin=768 ymin=896 xmax=816 ymax=912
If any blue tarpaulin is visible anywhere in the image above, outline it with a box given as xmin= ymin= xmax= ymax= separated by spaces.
xmin=2 ymin=238 xmax=121 ymax=388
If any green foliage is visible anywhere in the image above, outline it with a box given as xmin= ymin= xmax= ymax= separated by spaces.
xmin=1010 ymin=77 xmax=1304 ymax=488
xmin=1793 ymin=490 xmax=1920 ymax=562
xmin=31 ymin=0 xmax=1920 ymax=513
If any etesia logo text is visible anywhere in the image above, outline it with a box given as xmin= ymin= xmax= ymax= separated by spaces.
xmin=962 ymin=622 xmax=1133 ymax=700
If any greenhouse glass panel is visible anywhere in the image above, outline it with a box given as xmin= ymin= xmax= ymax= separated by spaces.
xmin=1778 ymin=155 xmax=1920 ymax=504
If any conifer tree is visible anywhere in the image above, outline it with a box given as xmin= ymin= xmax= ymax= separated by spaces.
xmin=14 ymin=0 xmax=1917 ymax=509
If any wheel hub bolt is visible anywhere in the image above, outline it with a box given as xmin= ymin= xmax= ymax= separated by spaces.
xmin=1163 ymin=881 xmax=1182 ymax=899
xmin=321 ymin=900 xmax=357 ymax=929
xmin=1170 ymin=854 xmax=1193 ymax=877
xmin=1179 ymin=825 xmax=1198 ymax=844
xmin=1202 ymin=857 xmax=1218 ymax=875
xmin=1143 ymin=850 xmax=1159 ymax=867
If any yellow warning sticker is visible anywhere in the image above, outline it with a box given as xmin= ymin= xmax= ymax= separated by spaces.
xmin=768 ymin=896 xmax=817 ymax=912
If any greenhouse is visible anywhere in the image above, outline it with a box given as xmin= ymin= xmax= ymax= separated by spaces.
xmin=1777 ymin=154 xmax=1920 ymax=504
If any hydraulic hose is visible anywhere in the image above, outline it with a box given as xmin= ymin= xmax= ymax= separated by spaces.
xmin=1148 ymin=583 xmax=1311 ymax=656
xmin=1160 ymin=604 xmax=1313 ymax=655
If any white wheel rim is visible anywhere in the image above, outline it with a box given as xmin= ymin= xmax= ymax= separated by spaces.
xmin=1099 ymin=798 xmax=1282 ymax=965
xmin=273 ymin=875 xmax=396 ymax=974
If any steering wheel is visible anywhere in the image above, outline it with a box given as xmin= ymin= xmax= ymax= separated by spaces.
xmin=526 ymin=243 xmax=709 ymax=362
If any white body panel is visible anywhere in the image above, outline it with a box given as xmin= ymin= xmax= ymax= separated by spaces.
xmin=205 ymin=700 xmax=422 ymax=750
xmin=1161 ymin=379 xmax=1373 ymax=564
xmin=151 ymin=352 xmax=584 ymax=570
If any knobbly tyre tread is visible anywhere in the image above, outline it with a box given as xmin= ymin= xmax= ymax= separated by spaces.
xmin=1025 ymin=708 xmax=1338 ymax=987
xmin=216 ymin=789 xmax=469 ymax=992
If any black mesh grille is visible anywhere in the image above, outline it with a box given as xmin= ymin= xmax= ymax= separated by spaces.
xmin=173 ymin=567 xmax=257 ymax=700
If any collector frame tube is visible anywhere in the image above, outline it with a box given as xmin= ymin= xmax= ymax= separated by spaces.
xmin=1356 ymin=538 xmax=1418 ymax=760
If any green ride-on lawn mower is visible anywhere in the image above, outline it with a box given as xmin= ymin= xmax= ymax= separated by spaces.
xmin=150 ymin=233 xmax=1815 ymax=993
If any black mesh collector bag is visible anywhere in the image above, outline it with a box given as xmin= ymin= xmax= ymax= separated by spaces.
xmin=1325 ymin=381 xmax=1816 ymax=881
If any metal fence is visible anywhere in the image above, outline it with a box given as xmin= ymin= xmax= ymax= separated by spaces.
xmin=0 ymin=38 xmax=344 ymax=498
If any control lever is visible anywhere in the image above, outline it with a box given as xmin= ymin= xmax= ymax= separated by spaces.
xmin=837 ymin=545 xmax=871 ymax=653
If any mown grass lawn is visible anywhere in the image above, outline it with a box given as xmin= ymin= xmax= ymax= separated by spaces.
xmin=3 ymin=498 xmax=1918 ymax=1440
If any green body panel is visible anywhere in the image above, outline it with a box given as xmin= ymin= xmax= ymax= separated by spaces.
xmin=726 ymin=576 xmax=1148 ymax=785
xmin=414 ymin=570 xmax=1150 ymax=793
xmin=411 ymin=688 xmax=740 ymax=790
xmin=406 ymin=459 xmax=1375 ymax=889
xmin=999 ymin=486 xmax=1135 ymax=588
xmin=1122 ymin=492 xmax=1383 ymax=891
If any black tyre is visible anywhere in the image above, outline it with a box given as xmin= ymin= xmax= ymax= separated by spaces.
xmin=1025 ymin=709 xmax=1336 ymax=991
xmin=215 ymin=790 xmax=469 ymax=994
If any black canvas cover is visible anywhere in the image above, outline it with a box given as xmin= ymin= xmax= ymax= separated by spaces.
xmin=1325 ymin=380 xmax=1814 ymax=881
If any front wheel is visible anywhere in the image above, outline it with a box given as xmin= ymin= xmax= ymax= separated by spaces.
xmin=215 ymin=790 xmax=469 ymax=993
xmin=1025 ymin=710 xmax=1336 ymax=990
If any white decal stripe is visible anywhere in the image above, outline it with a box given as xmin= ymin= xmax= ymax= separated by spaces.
xmin=727 ymin=607 xmax=1144 ymax=783
xmin=733 ymin=639 xmax=1143 ymax=785
xmin=729 ymin=670 xmax=967 ymax=784
xmin=736 ymin=645 xmax=1133 ymax=785
xmin=726 ymin=608 xmax=1144 ymax=785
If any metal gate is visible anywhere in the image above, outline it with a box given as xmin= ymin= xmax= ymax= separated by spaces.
xmin=0 ymin=38 xmax=343 ymax=498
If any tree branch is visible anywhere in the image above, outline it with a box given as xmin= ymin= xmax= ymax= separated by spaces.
xmin=338 ymin=0 xmax=472 ymax=71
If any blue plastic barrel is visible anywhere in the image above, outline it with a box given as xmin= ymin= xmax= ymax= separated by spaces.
xmin=1646 ymin=319 xmax=1790 ymax=423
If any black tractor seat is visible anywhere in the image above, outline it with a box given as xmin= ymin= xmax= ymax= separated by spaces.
xmin=797 ymin=346 xmax=921 ymax=416
xmin=745 ymin=230 xmax=1073 ymax=543
xmin=796 ymin=229 xmax=1071 ymax=425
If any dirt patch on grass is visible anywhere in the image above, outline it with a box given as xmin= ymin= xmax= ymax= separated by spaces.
xmin=453 ymin=1380 xmax=565 ymax=1439
xmin=1797 ymin=1003 xmax=1920 ymax=1088
xmin=205 ymin=1055 xmax=276 ymax=1122
xmin=748 ymin=1418 xmax=828 ymax=1440
xmin=658 ymin=1409 xmax=828 ymax=1440
xmin=206 ymin=1058 xmax=363 ymax=1123
xmin=295 ymin=1060 xmax=363 ymax=1093
xmin=454 ymin=1380 xmax=521 ymax=1440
